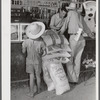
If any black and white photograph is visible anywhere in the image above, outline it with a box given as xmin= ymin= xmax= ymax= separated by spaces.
xmin=2 ymin=0 xmax=98 ymax=100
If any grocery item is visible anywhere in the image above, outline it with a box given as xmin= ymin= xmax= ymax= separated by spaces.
xmin=43 ymin=60 xmax=70 ymax=95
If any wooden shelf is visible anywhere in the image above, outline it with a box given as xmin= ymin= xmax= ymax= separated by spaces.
xmin=32 ymin=18 xmax=49 ymax=22
xmin=11 ymin=4 xmax=59 ymax=10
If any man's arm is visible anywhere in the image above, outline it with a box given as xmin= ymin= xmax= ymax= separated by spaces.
xmin=50 ymin=25 xmax=61 ymax=31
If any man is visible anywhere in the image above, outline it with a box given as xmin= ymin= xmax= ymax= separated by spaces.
xmin=59 ymin=3 xmax=94 ymax=83
xmin=50 ymin=6 xmax=68 ymax=33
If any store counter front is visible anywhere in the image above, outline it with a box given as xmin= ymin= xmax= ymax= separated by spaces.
xmin=11 ymin=37 xmax=95 ymax=81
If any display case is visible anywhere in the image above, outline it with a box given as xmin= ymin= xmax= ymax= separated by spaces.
xmin=19 ymin=23 xmax=30 ymax=41
xmin=11 ymin=23 xmax=20 ymax=42
xmin=11 ymin=23 xmax=30 ymax=42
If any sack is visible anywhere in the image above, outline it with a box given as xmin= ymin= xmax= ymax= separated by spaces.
xmin=42 ymin=51 xmax=71 ymax=62
xmin=45 ymin=44 xmax=71 ymax=55
xmin=42 ymin=61 xmax=55 ymax=91
xmin=42 ymin=30 xmax=69 ymax=46
xmin=60 ymin=57 xmax=70 ymax=63
xmin=47 ymin=60 xmax=70 ymax=95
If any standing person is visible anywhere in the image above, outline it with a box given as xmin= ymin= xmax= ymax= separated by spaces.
xmin=22 ymin=22 xmax=45 ymax=97
xmin=50 ymin=6 xmax=68 ymax=33
xmin=59 ymin=3 xmax=95 ymax=83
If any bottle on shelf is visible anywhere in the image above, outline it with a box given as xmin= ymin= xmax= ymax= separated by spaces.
xmin=17 ymin=0 xmax=19 ymax=5
xmin=44 ymin=8 xmax=47 ymax=19
xmin=20 ymin=0 xmax=22 ymax=5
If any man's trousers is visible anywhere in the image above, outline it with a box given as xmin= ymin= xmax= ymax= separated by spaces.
xmin=66 ymin=35 xmax=85 ymax=82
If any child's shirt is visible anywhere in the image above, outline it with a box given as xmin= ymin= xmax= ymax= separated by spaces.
xmin=22 ymin=39 xmax=45 ymax=65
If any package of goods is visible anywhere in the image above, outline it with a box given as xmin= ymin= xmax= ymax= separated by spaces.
xmin=42 ymin=29 xmax=71 ymax=63
xmin=42 ymin=30 xmax=69 ymax=47
xmin=45 ymin=45 xmax=62 ymax=54
xmin=45 ymin=44 xmax=71 ymax=55
xmin=46 ymin=60 xmax=70 ymax=95
xmin=42 ymin=61 xmax=55 ymax=91
xmin=42 ymin=51 xmax=71 ymax=61
xmin=60 ymin=57 xmax=70 ymax=63
xmin=61 ymin=44 xmax=71 ymax=52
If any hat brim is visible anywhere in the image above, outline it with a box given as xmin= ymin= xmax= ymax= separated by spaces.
xmin=26 ymin=22 xmax=45 ymax=39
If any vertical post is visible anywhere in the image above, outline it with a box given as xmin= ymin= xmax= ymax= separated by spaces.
xmin=71 ymin=0 xmax=79 ymax=8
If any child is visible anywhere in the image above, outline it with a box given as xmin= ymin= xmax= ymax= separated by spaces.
xmin=22 ymin=22 xmax=45 ymax=97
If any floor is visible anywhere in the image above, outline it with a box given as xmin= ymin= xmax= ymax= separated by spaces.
xmin=11 ymin=76 xmax=96 ymax=100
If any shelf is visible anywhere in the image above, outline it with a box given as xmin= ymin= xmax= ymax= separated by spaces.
xmin=11 ymin=41 xmax=23 ymax=43
xmin=32 ymin=18 xmax=49 ymax=22
xmin=11 ymin=4 xmax=59 ymax=10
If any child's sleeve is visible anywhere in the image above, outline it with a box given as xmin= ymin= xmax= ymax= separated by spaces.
xmin=22 ymin=41 xmax=27 ymax=53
